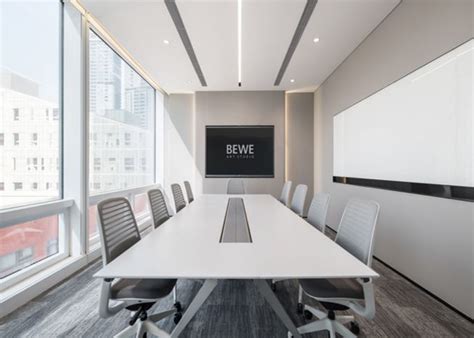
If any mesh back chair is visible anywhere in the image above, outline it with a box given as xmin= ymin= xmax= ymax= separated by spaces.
xmin=161 ymin=188 xmax=175 ymax=216
xmin=184 ymin=180 xmax=194 ymax=203
xmin=148 ymin=189 xmax=171 ymax=228
xmin=227 ymin=178 xmax=246 ymax=194
xmin=171 ymin=183 xmax=186 ymax=213
xmin=306 ymin=193 xmax=330 ymax=233
xmin=294 ymin=199 xmax=380 ymax=338
xmin=290 ymin=184 xmax=308 ymax=217
xmin=279 ymin=181 xmax=292 ymax=206
xmin=96 ymin=197 xmax=182 ymax=337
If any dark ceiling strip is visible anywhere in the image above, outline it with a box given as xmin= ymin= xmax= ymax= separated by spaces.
xmin=165 ymin=0 xmax=207 ymax=86
xmin=274 ymin=0 xmax=318 ymax=86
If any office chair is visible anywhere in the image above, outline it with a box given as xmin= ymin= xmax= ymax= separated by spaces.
xmin=290 ymin=184 xmax=308 ymax=217
xmin=171 ymin=183 xmax=187 ymax=213
xmin=279 ymin=181 xmax=292 ymax=206
xmin=148 ymin=189 xmax=171 ymax=228
xmin=147 ymin=189 xmax=182 ymax=310
xmin=306 ymin=192 xmax=330 ymax=233
xmin=295 ymin=192 xmax=331 ymax=310
xmin=227 ymin=178 xmax=246 ymax=194
xmin=184 ymin=180 xmax=194 ymax=203
xmin=293 ymin=199 xmax=380 ymax=338
xmin=272 ymin=192 xmax=330 ymax=292
xmin=96 ymin=197 xmax=182 ymax=338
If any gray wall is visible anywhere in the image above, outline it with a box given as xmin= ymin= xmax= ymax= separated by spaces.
xmin=314 ymin=0 xmax=473 ymax=317
xmin=195 ymin=91 xmax=285 ymax=197
xmin=286 ymin=93 xmax=314 ymax=214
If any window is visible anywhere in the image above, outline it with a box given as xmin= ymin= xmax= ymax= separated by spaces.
xmin=0 ymin=0 xmax=61 ymax=210
xmin=0 ymin=133 xmax=4 ymax=146
xmin=93 ymin=157 xmax=101 ymax=171
xmin=31 ymin=158 xmax=38 ymax=171
xmin=32 ymin=182 xmax=38 ymax=190
xmin=124 ymin=157 xmax=135 ymax=172
xmin=0 ymin=182 xmax=4 ymax=191
xmin=88 ymin=30 xmax=155 ymax=195
xmin=0 ymin=215 xmax=60 ymax=279
xmin=124 ymin=133 xmax=131 ymax=146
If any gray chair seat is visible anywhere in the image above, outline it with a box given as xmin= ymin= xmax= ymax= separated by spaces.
xmin=299 ymin=278 xmax=364 ymax=300
xmin=111 ymin=278 xmax=177 ymax=300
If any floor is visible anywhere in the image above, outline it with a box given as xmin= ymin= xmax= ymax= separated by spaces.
xmin=1 ymin=253 xmax=472 ymax=338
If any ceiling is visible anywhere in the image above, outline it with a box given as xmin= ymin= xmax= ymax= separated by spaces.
xmin=82 ymin=0 xmax=400 ymax=94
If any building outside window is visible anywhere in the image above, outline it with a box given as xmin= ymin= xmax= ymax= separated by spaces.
xmin=88 ymin=30 xmax=155 ymax=196
xmin=13 ymin=108 xmax=20 ymax=120
xmin=124 ymin=157 xmax=135 ymax=172
xmin=13 ymin=133 xmax=19 ymax=146
xmin=31 ymin=133 xmax=38 ymax=145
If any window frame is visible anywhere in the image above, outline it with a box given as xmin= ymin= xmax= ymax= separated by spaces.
xmin=0 ymin=0 xmax=66 ymax=289
xmin=87 ymin=26 xmax=157 ymax=187
xmin=86 ymin=26 xmax=158 ymax=248
xmin=0 ymin=199 xmax=72 ymax=291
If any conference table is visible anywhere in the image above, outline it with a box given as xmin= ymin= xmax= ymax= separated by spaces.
xmin=95 ymin=194 xmax=378 ymax=337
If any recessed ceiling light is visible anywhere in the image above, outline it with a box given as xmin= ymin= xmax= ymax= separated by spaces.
xmin=163 ymin=39 xmax=170 ymax=45
xmin=290 ymin=79 xmax=295 ymax=83
xmin=313 ymin=37 xmax=320 ymax=43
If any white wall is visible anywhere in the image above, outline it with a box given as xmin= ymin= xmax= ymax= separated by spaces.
xmin=195 ymin=91 xmax=285 ymax=197
xmin=163 ymin=94 xmax=198 ymax=202
xmin=314 ymin=0 xmax=473 ymax=317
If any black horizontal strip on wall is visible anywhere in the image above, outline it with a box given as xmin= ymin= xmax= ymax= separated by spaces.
xmin=333 ymin=176 xmax=474 ymax=202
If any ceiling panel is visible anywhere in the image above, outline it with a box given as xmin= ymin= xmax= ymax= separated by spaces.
xmin=283 ymin=0 xmax=399 ymax=90
xmin=82 ymin=0 xmax=399 ymax=93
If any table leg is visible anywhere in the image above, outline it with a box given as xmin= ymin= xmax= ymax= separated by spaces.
xmin=170 ymin=279 xmax=218 ymax=338
xmin=253 ymin=279 xmax=301 ymax=338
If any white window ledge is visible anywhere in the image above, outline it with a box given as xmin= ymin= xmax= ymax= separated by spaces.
xmin=0 ymin=248 xmax=100 ymax=318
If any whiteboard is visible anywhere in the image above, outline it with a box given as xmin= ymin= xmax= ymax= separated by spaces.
xmin=333 ymin=39 xmax=473 ymax=187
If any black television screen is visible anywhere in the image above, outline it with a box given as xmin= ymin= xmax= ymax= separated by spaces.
xmin=206 ymin=126 xmax=274 ymax=177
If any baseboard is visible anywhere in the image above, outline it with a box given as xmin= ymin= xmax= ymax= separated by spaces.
xmin=325 ymin=225 xmax=473 ymax=323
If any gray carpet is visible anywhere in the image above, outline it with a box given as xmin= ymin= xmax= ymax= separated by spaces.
xmin=1 ymin=252 xmax=473 ymax=337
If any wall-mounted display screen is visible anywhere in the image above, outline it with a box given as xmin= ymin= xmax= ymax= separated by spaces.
xmin=333 ymin=39 xmax=473 ymax=201
xmin=206 ymin=126 xmax=274 ymax=177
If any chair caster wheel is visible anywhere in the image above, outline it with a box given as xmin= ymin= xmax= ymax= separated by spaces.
xmin=174 ymin=312 xmax=182 ymax=324
xmin=303 ymin=309 xmax=313 ymax=320
xmin=271 ymin=283 xmax=276 ymax=291
xmin=296 ymin=303 xmax=303 ymax=314
xmin=350 ymin=321 xmax=360 ymax=334
xmin=174 ymin=301 xmax=182 ymax=312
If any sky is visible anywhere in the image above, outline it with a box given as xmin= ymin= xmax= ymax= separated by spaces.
xmin=0 ymin=0 xmax=61 ymax=102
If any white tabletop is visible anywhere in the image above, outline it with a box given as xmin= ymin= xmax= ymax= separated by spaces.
xmin=94 ymin=194 xmax=378 ymax=280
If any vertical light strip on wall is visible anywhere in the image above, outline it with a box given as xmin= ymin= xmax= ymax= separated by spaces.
xmin=284 ymin=94 xmax=288 ymax=182
xmin=238 ymin=0 xmax=242 ymax=87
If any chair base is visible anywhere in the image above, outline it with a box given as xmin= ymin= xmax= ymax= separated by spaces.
xmin=114 ymin=309 xmax=177 ymax=338
xmin=290 ymin=304 xmax=358 ymax=338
